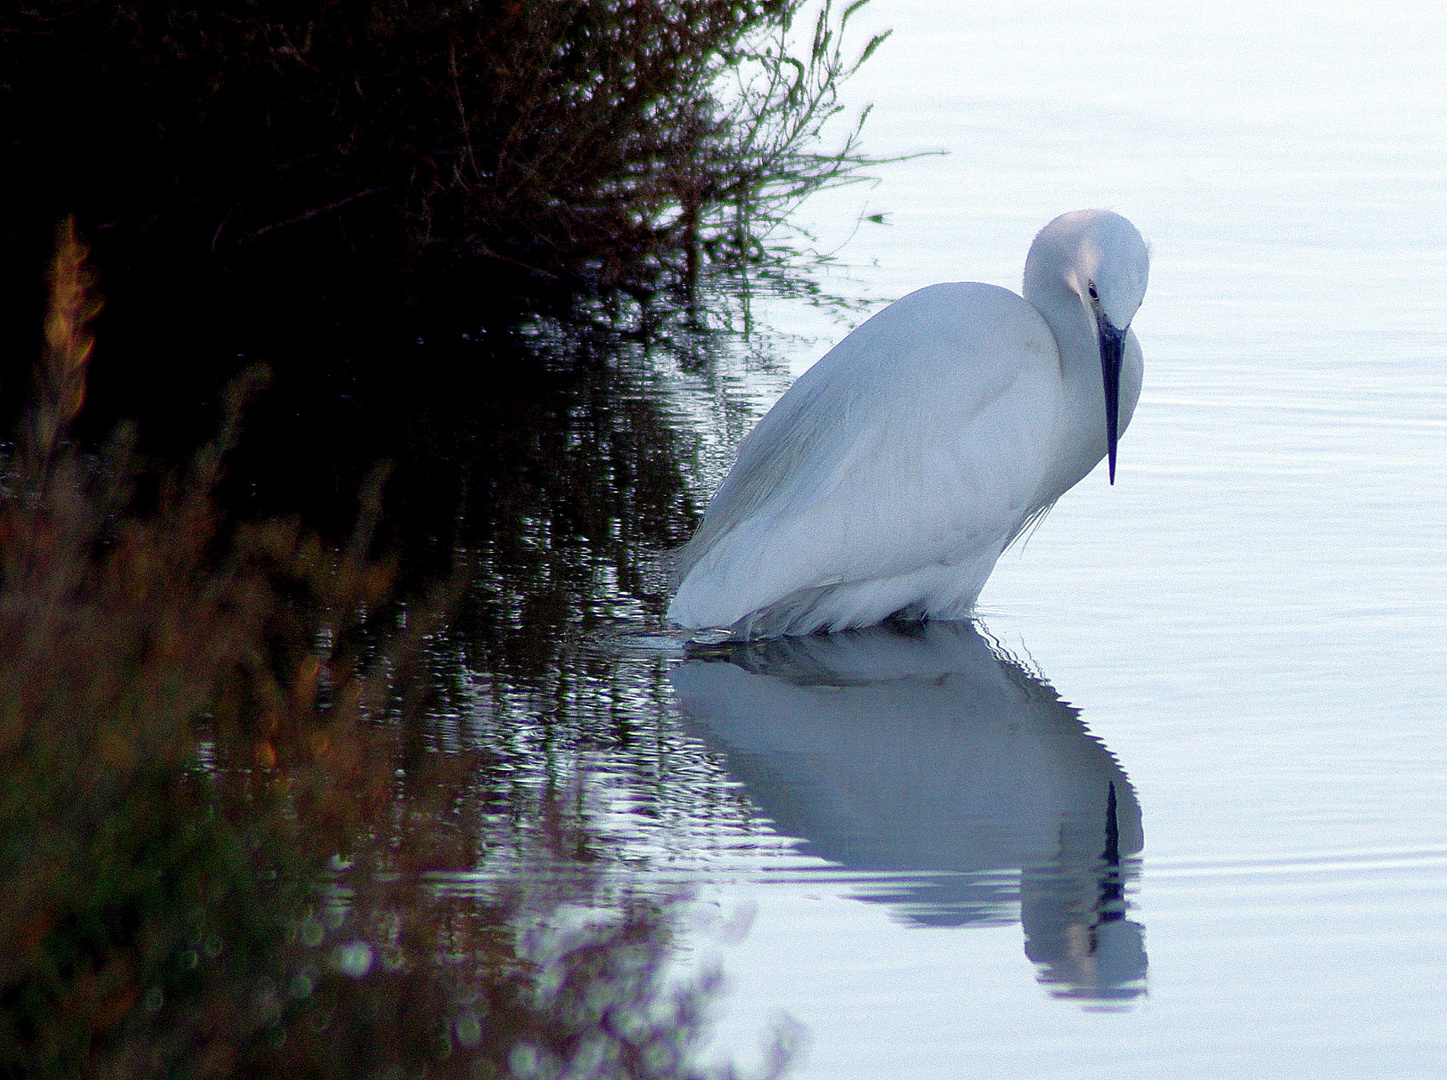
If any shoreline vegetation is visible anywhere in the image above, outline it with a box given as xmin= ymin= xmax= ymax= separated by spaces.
xmin=0 ymin=0 xmax=892 ymax=1073
xmin=0 ymin=222 xmax=795 ymax=1080
xmin=2 ymin=0 xmax=888 ymax=340
xmin=2 ymin=0 xmax=900 ymax=562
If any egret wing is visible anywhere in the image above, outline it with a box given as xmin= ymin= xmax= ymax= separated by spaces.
xmin=671 ymin=283 xmax=1063 ymax=628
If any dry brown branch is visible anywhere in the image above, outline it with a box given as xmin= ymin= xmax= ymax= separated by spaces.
xmin=27 ymin=215 xmax=102 ymax=477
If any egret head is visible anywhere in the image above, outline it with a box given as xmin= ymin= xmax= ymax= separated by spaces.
xmin=1023 ymin=209 xmax=1150 ymax=484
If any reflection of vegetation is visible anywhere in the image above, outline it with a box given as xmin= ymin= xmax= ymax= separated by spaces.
xmin=206 ymin=313 xmax=759 ymax=687
xmin=0 ymin=224 xmax=793 ymax=1077
xmin=431 ymin=330 xmax=708 ymax=679
xmin=1 ymin=0 xmax=885 ymax=308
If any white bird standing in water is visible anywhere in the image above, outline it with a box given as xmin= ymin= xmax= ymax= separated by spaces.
xmin=669 ymin=209 xmax=1150 ymax=639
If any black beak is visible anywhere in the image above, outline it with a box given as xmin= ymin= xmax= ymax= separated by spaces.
xmin=1096 ymin=315 xmax=1127 ymax=484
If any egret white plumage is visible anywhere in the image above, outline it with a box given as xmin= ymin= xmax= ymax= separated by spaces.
xmin=669 ymin=209 xmax=1150 ymax=638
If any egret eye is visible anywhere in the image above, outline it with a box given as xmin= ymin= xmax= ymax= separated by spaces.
xmin=1087 ymin=282 xmax=1099 ymax=301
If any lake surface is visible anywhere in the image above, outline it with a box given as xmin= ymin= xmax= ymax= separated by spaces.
xmin=414 ymin=3 xmax=1447 ymax=1077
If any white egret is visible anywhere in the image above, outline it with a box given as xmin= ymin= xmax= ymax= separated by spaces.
xmin=669 ymin=209 xmax=1150 ymax=638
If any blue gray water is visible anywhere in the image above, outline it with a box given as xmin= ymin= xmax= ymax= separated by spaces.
xmin=445 ymin=4 xmax=1447 ymax=1077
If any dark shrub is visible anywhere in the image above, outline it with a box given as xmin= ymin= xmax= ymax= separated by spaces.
xmin=1 ymin=0 xmax=883 ymax=307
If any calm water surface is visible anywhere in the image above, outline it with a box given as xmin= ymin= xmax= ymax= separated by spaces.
xmin=436 ymin=3 xmax=1447 ymax=1077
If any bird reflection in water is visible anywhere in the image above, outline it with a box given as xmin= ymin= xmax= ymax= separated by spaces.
xmin=669 ymin=621 xmax=1147 ymax=1004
